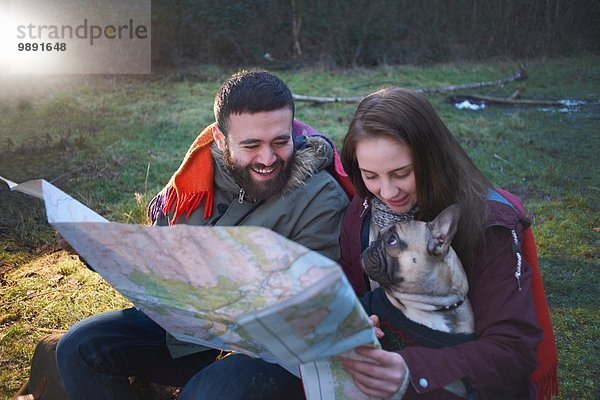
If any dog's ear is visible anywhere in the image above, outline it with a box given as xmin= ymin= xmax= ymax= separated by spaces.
xmin=427 ymin=204 xmax=461 ymax=256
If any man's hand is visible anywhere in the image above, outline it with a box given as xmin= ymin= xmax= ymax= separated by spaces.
xmin=56 ymin=231 xmax=97 ymax=271
xmin=56 ymin=232 xmax=77 ymax=254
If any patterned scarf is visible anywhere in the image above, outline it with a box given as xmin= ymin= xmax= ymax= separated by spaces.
xmin=370 ymin=197 xmax=419 ymax=232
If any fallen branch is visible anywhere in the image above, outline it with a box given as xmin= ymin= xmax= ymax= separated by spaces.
xmin=293 ymin=69 xmax=527 ymax=103
xmin=36 ymin=327 xmax=67 ymax=334
xmin=420 ymin=69 xmax=526 ymax=94
xmin=292 ymin=94 xmax=364 ymax=103
xmin=448 ymin=94 xmax=564 ymax=107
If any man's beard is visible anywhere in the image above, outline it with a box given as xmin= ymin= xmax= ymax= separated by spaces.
xmin=223 ymin=146 xmax=295 ymax=201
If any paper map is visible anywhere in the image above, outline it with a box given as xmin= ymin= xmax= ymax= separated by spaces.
xmin=2 ymin=177 xmax=381 ymax=399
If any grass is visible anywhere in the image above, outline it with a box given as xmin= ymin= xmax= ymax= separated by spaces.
xmin=1 ymin=56 xmax=599 ymax=399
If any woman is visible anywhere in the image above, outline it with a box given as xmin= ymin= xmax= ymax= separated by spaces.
xmin=338 ymin=88 xmax=542 ymax=399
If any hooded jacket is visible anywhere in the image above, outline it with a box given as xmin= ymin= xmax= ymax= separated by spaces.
xmin=155 ymin=135 xmax=347 ymax=259
xmin=339 ymin=191 xmax=542 ymax=399
xmin=156 ymin=134 xmax=349 ymax=357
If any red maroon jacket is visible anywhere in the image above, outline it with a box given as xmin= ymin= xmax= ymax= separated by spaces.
xmin=339 ymin=192 xmax=542 ymax=399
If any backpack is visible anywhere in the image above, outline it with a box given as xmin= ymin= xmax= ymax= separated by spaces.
xmin=491 ymin=189 xmax=559 ymax=400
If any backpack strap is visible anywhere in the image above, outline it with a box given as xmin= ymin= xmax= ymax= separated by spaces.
xmin=488 ymin=189 xmax=524 ymax=290
xmin=488 ymin=189 xmax=559 ymax=400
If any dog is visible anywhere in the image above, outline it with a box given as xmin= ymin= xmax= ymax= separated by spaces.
xmin=360 ymin=204 xmax=474 ymax=398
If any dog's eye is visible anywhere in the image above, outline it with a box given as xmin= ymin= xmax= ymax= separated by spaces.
xmin=387 ymin=234 xmax=398 ymax=246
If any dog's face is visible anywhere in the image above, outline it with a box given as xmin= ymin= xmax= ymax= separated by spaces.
xmin=360 ymin=204 xmax=468 ymax=298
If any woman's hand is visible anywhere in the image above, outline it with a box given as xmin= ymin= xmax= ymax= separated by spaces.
xmin=341 ymin=346 xmax=410 ymax=398
xmin=339 ymin=315 xmax=410 ymax=398
xmin=368 ymin=314 xmax=385 ymax=339
xmin=56 ymin=231 xmax=76 ymax=254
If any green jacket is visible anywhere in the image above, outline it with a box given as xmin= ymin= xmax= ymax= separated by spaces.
xmin=155 ymin=135 xmax=349 ymax=357
xmin=156 ymin=135 xmax=348 ymax=260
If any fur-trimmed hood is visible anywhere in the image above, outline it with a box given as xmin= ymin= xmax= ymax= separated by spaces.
xmin=147 ymin=119 xmax=352 ymax=225
xmin=211 ymin=135 xmax=335 ymax=201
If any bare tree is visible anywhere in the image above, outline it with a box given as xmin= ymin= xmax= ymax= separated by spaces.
xmin=291 ymin=0 xmax=302 ymax=57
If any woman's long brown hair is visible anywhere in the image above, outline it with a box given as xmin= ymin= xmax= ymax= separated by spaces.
xmin=341 ymin=87 xmax=490 ymax=272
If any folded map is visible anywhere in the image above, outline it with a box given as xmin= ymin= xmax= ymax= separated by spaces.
xmin=2 ymin=177 xmax=381 ymax=399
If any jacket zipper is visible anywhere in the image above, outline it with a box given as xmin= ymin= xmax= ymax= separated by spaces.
xmin=511 ymin=229 xmax=523 ymax=290
xmin=359 ymin=198 xmax=369 ymax=218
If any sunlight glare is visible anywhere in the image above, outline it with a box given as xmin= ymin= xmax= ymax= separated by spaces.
xmin=0 ymin=10 xmax=12 ymax=74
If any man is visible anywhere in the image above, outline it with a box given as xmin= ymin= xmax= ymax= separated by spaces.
xmin=55 ymin=69 xmax=350 ymax=400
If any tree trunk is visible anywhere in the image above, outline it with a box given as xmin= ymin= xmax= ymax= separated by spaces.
xmin=291 ymin=0 xmax=302 ymax=56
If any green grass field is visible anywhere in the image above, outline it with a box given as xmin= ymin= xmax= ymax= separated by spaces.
xmin=1 ymin=56 xmax=598 ymax=399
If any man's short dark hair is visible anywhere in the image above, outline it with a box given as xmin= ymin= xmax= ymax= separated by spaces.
xmin=214 ymin=68 xmax=295 ymax=135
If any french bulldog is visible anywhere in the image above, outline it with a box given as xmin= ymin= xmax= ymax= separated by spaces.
xmin=360 ymin=204 xmax=474 ymax=398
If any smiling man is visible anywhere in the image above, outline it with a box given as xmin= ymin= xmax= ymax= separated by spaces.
xmin=219 ymin=109 xmax=294 ymax=201
xmin=55 ymin=69 xmax=350 ymax=400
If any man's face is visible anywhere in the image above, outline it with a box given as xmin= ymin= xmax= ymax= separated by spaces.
xmin=217 ymin=108 xmax=294 ymax=200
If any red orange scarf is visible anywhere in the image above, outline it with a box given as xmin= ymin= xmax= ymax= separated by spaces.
xmin=148 ymin=120 xmax=354 ymax=224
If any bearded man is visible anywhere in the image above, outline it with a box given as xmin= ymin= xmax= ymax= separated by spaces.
xmin=55 ymin=69 xmax=350 ymax=400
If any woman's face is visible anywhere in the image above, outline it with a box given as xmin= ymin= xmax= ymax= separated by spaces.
xmin=356 ymin=136 xmax=418 ymax=214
